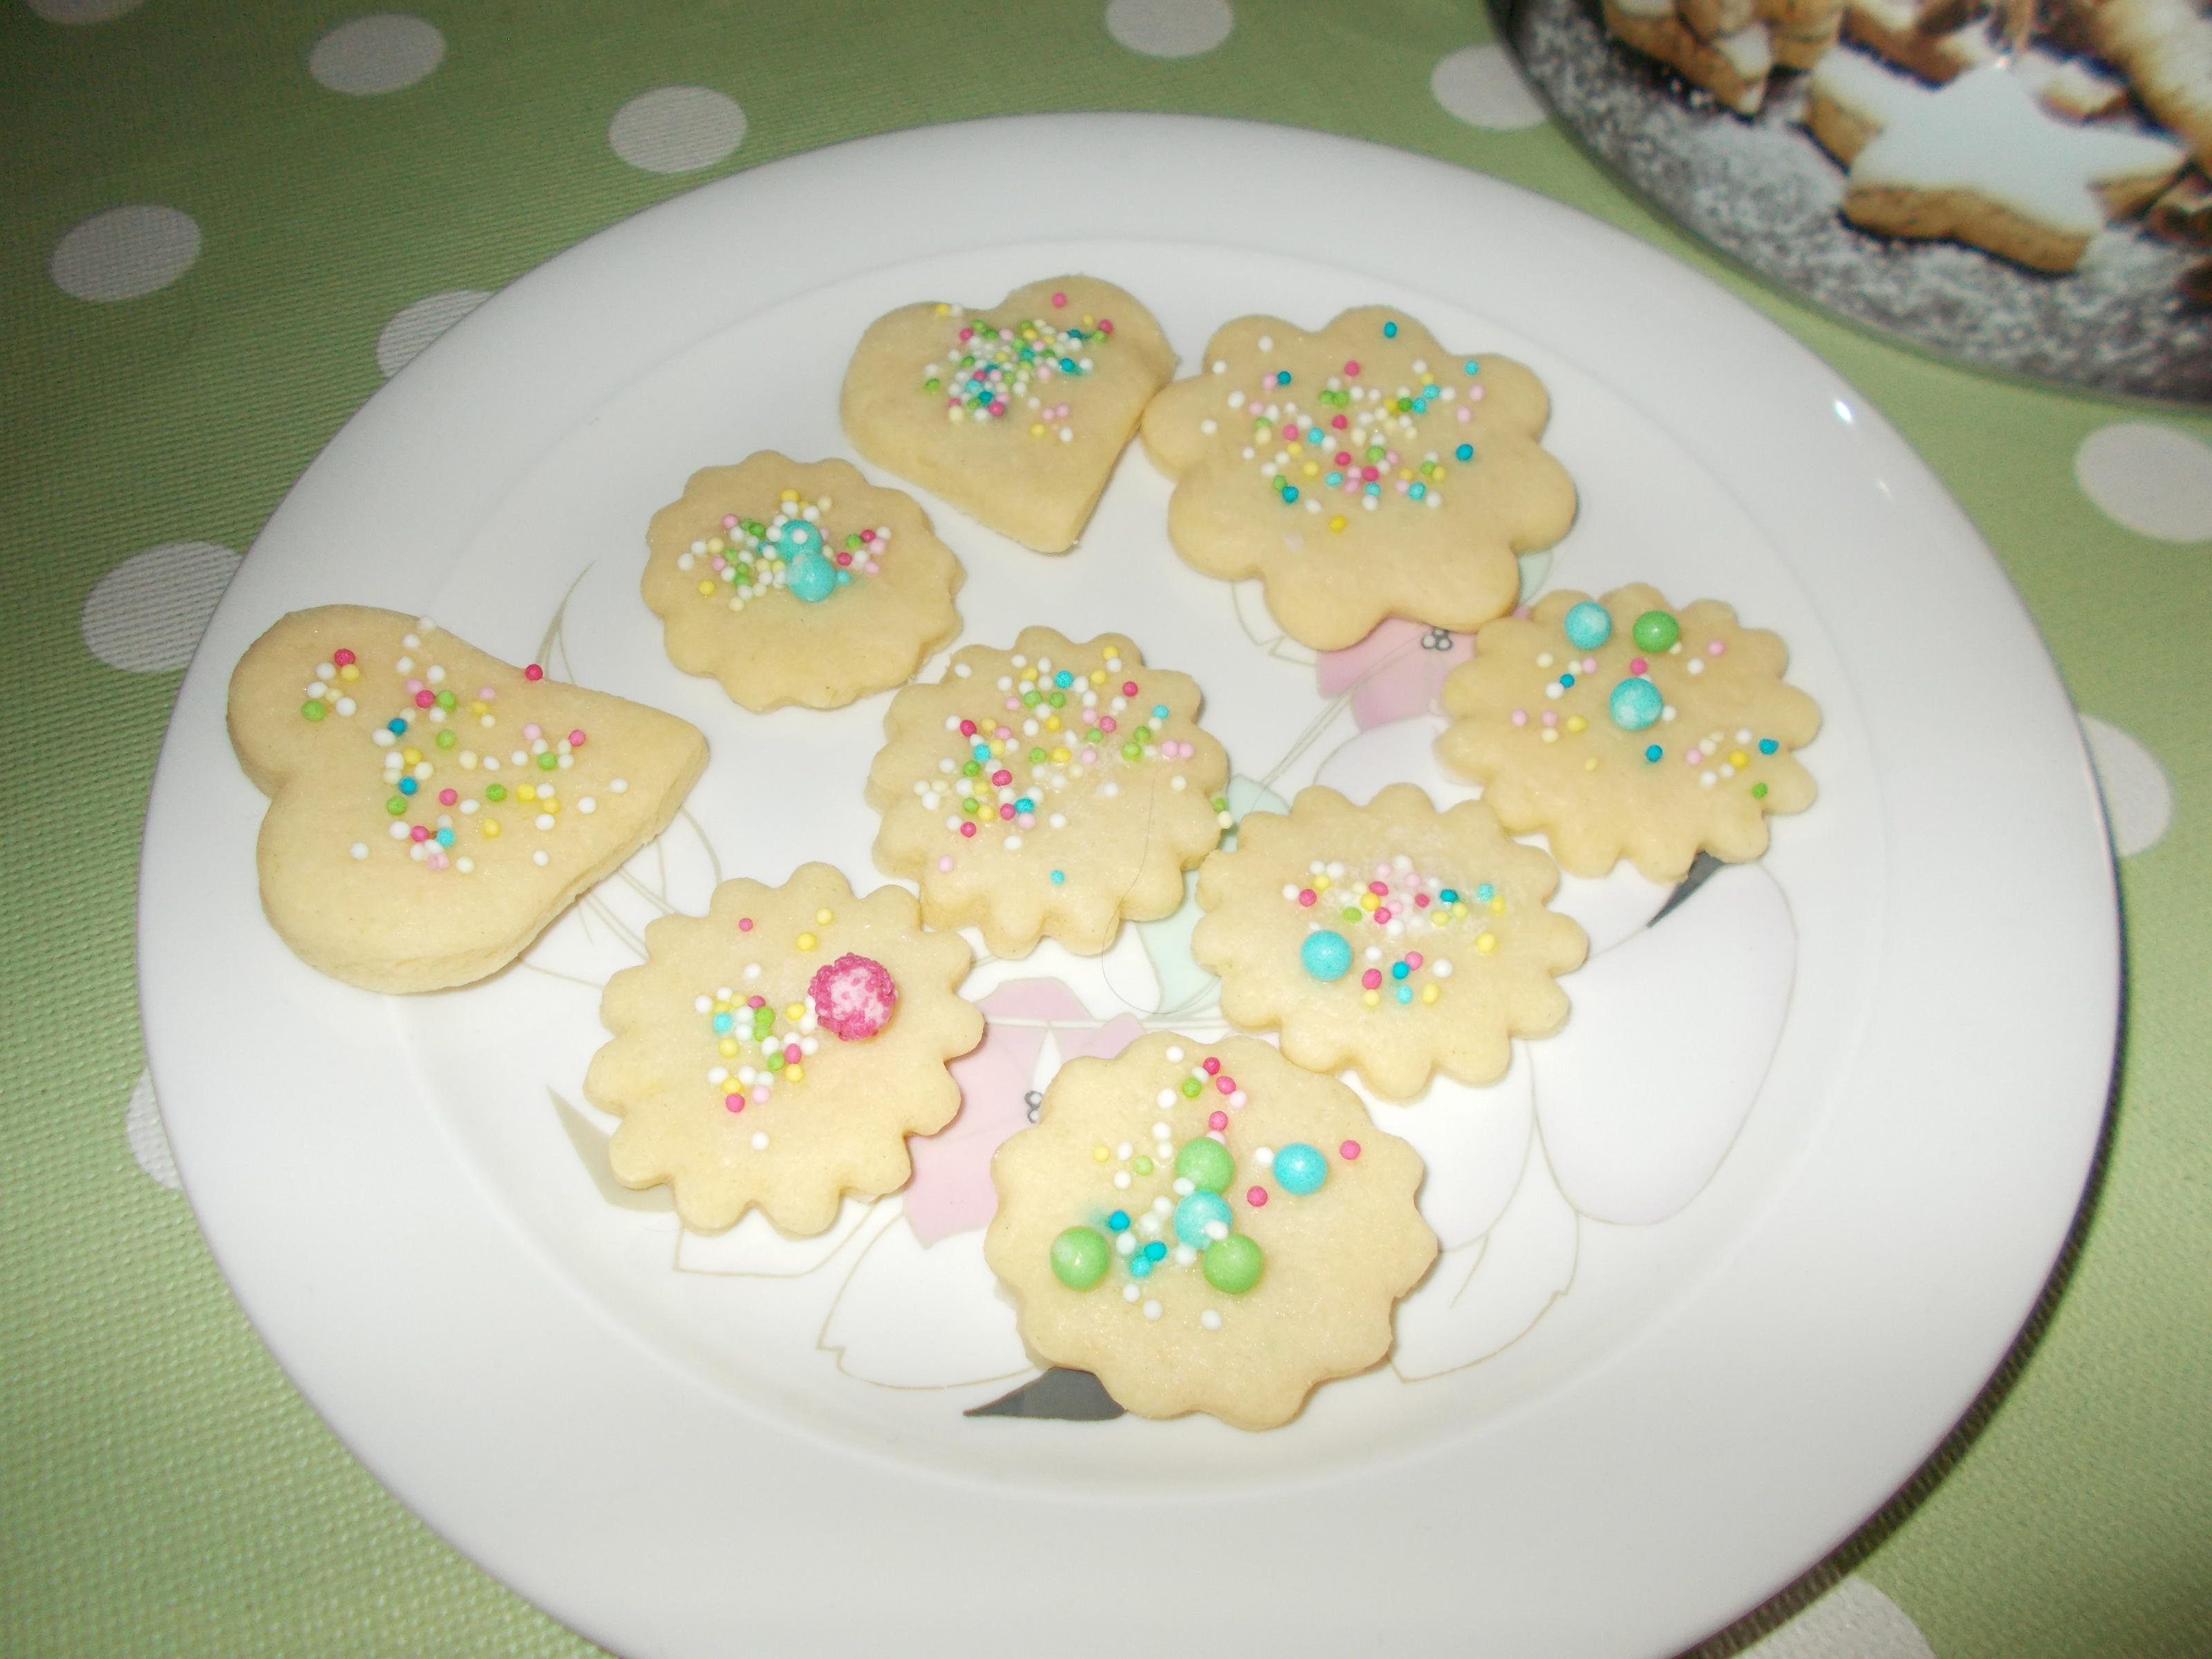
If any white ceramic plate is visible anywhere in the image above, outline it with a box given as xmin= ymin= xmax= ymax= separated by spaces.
xmin=140 ymin=115 xmax=2117 ymax=1658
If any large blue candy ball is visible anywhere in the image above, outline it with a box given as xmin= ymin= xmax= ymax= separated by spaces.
xmin=1300 ymin=930 xmax=1353 ymax=982
xmin=1609 ymin=677 xmax=1662 ymax=731
xmin=1563 ymin=601 xmax=1613 ymax=650
xmin=1174 ymin=1190 xmax=1233 ymax=1249
xmin=787 ymin=547 xmax=837 ymax=603
xmin=1273 ymin=1142 xmax=1328 ymax=1195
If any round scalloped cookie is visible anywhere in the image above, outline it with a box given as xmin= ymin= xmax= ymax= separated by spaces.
xmin=1192 ymin=784 xmax=1586 ymax=1098
xmin=227 ymin=606 xmax=706 ymax=993
xmin=863 ymin=626 xmax=1230 ymax=958
xmin=1139 ymin=306 xmax=1577 ymax=650
xmin=1436 ymin=583 xmax=1821 ymax=882
xmin=583 ymin=863 xmax=982 ymax=1236
xmin=984 ymin=1032 xmax=1436 ymax=1431
xmin=841 ymin=274 xmax=1177 ymax=553
xmin=642 ymin=452 xmax=963 ymax=711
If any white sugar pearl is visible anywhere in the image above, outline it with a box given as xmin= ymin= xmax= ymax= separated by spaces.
xmin=1118 ymin=1235 xmax=1137 ymax=1258
xmin=1201 ymin=1310 xmax=1221 ymax=1331
xmin=578 ymin=798 xmax=595 ymax=814
xmin=1255 ymin=1147 xmax=1275 ymax=1166
xmin=1143 ymin=1300 xmax=1162 ymax=1320
xmin=751 ymin=1132 xmax=769 ymax=1151
xmin=1113 ymin=1171 xmax=1132 ymax=1190
xmin=1156 ymin=1090 xmax=1177 ymax=1108
xmin=1432 ymin=959 xmax=1454 ymax=978
xmin=349 ymin=843 xmax=368 ymax=860
xmin=1165 ymin=1047 xmax=1183 ymax=1062
xmin=610 ymin=779 xmax=628 ymax=793
xmin=532 ymin=850 xmax=550 ymax=866
xmin=1123 ymin=1284 xmax=1140 ymax=1302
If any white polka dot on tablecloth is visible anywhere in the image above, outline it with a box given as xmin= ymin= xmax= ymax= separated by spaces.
xmin=82 ymin=541 xmax=241 ymax=673
xmin=1105 ymin=0 xmax=1233 ymax=58
xmin=377 ymin=288 xmax=491 ymax=377
xmin=1741 ymin=1578 xmax=1934 ymax=1658
xmin=608 ymin=86 xmax=746 ymax=174
xmin=50 ymin=205 xmax=200 ymax=301
xmin=125 ymin=1069 xmax=182 ymax=1192
xmin=1431 ymin=44 xmax=1548 ymax=130
xmin=27 ymin=0 xmax=144 ymax=21
xmin=2074 ymin=422 xmax=2212 ymax=542
xmin=309 ymin=13 xmax=445 ymax=94
xmin=2081 ymin=714 xmax=2173 ymax=857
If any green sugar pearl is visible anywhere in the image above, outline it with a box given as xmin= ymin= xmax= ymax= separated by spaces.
xmin=435 ymin=729 xmax=456 ymax=749
xmin=1202 ymin=1233 xmax=1264 ymax=1295
xmin=1132 ymin=1155 xmax=1154 ymax=1177
xmin=1175 ymin=1135 xmax=1233 ymax=1192
xmin=485 ymin=784 xmax=507 ymax=802
xmin=537 ymin=751 xmax=558 ymax=771
xmin=299 ymin=700 xmax=326 ymax=720
xmin=1121 ymin=742 xmax=1142 ymax=760
xmin=1631 ymin=610 xmax=1680 ymax=653
xmin=1751 ymin=782 xmax=1769 ymax=799
xmin=1179 ymin=1077 xmax=1204 ymax=1099
xmin=1049 ymin=1227 xmax=1110 ymax=1291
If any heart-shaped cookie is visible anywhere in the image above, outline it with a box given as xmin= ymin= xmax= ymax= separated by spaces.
xmin=840 ymin=274 xmax=1176 ymax=553
xmin=228 ymin=605 xmax=708 ymax=992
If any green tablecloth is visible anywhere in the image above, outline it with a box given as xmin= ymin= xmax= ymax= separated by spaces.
xmin=4 ymin=1 xmax=2206 ymax=1653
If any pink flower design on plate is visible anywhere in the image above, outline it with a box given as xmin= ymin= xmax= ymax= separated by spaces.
xmin=1316 ymin=618 xmax=1473 ymax=729
xmin=905 ymin=979 xmax=1145 ymax=1246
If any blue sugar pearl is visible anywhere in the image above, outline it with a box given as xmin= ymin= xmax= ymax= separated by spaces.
xmin=1609 ymin=677 xmax=1664 ymax=731
xmin=973 ymin=744 xmax=990 ymax=762
xmin=435 ymin=827 xmax=455 ymax=847
xmin=1145 ymin=1240 xmax=1167 ymax=1262
xmin=1476 ymin=884 xmax=1496 ymax=903
xmin=387 ymin=718 xmax=407 ymax=735
xmin=1282 ymin=486 xmax=1300 ymax=504
xmin=397 ymin=777 xmax=418 ymax=796
xmin=1175 ymin=1190 xmax=1233 ymax=1249
xmin=1759 ymin=738 xmax=1779 ymax=755
xmin=834 ymin=570 xmax=852 ymax=586
xmin=1049 ymin=870 xmax=1065 ymax=885
xmin=1409 ymin=482 xmax=1427 ymax=500
xmin=1017 ymin=797 xmax=1035 ymax=813
xmin=1644 ymin=744 xmax=1663 ymax=762
xmin=1055 ymin=671 xmax=1072 ymax=688
xmin=1383 ymin=321 xmax=1399 ymax=337
xmin=1130 ymin=1253 xmax=1154 ymax=1279
xmin=1390 ymin=961 xmax=1409 ymax=980
xmin=1365 ymin=482 xmax=1380 ymax=496
xmin=1463 ymin=359 xmax=1480 ymax=374
xmin=1559 ymin=673 xmax=1575 ymax=688
xmin=1563 ymin=601 xmax=1613 ymax=650
xmin=1396 ymin=984 xmax=1412 ymax=1005
xmin=712 ymin=1012 xmax=733 ymax=1034
xmin=1107 ymin=1210 xmax=1130 ymax=1232
xmin=1153 ymin=705 xmax=1168 ymax=720
xmin=1300 ymin=930 xmax=1353 ymax=983
xmin=1273 ymin=1143 xmax=1328 ymax=1196
xmin=1327 ymin=471 xmax=1343 ymax=487
xmin=1059 ymin=356 xmax=1078 ymax=373
xmin=1454 ymin=443 xmax=1474 ymax=462
xmin=1439 ymin=888 xmax=1459 ymax=904
xmin=787 ymin=547 xmax=837 ymax=603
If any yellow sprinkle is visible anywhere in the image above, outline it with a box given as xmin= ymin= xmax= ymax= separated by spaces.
xmin=1302 ymin=461 xmax=1320 ymax=477
xmin=713 ymin=1000 xmax=730 ymax=1014
xmin=1031 ymin=423 xmax=1046 ymax=437
xmin=706 ymin=536 xmax=725 ymax=554
xmin=480 ymin=818 xmax=500 ymax=838
xmin=1584 ymin=757 xmax=1598 ymax=771
xmin=1564 ymin=715 xmax=1586 ymax=733
xmin=780 ymin=488 xmax=799 ymax=502
xmin=935 ymin=302 xmax=950 ymax=315
xmin=1359 ymin=892 xmax=1380 ymax=911
xmin=1730 ymin=749 xmax=1750 ymax=769
xmin=785 ymin=1065 xmax=803 ymax=1083
xmin=1051 ymin=747 xmax=1071 ymax=764
xmin=1044 ymin=715 xmax=1061 ymax=732
xmin=1451 ymin=901 xmax=1468 ymax=919
xmin=697 ymin=580 xmax=717 ymax=597
xmin=1092 ymin=1145 xmax=1110 ymax=1162
xmin=785 ymin=1002 xmax=805 ymax=1021
xmin=1362 ymin=989 xmax=1382 ymax=1006
xmin=1489 ymin=896 xmax=1505 ymax=913
xmin=1089 ymin=670 xmax=1106 ymax=685
xmin=339 ymin=663 xmax=361 ymax=682
xmin=1329 ymin=516 xmax=1347 ymax=532
xmin=815 ymin=908 xmax=834 ymax=925
xmin=1421 ymin=982 xmax=1441 ymax=1004
xmin=1313 ymin=874 xmax=1331 ymax=892
xmin=543 ymin=798 xmax=559 ymax=814
xmin=718 ymin=1038 xmax=738 ymax=1058
xmin=518 ymin=784 xmax=537 ymax=801
xmin=796 ymin=932 xmax=816 ymax=951
xmin=1476 ymin=932 xmax=1497 ymax=954
xmin=402 ymin=747 xmax=422 ymax=765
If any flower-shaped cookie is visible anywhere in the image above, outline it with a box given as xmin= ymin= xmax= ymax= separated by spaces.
xmin=865 ymin=626 xmax=1230 ymax=957
xmin=1194 ymin=785 xmax=1586 ymax=1097
xmin=643 ymin=453 xmax=963 ymax=711
xmin=1436 ymin=584 xmax=1821 ymax=881
xmin=1140 ymin=306 xmax=1578 ymax=650
xmin=984 ymin=1032 xmax=1436 ymax=1430
xmin=584 ymin=863 xmax=982 ymax=1235
xmin=841 ymin=275 xmax=1177 ymax=552
xmin=227 ymin=606 xmax=707 ymax=993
